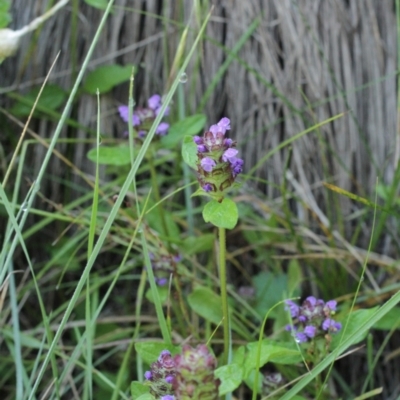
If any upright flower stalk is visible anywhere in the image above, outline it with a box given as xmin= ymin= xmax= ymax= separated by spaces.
xmin=187 ymin=117 xmax=243 ymax=364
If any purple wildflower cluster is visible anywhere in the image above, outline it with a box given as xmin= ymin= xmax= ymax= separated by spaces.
xmin=118 ymin=94 xmax=169 ymax=138
xmin=194 ymin=117 xmax=243 ymax=199
xmin=285 ymin=296 xmax=342 ymax=343
xmin=144 ymin=350 xmax=176 ymax=398
xmin=144 ymin=345 xmax=219 ymax=399
xmin=148 ymin=253 xmax=181 ymax=286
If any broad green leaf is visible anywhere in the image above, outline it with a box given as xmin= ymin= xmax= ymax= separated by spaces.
xmin=134 ymin=342 xmax=180 ymax=365
xmin=331 ymin=307 xmax=378 ymax=348
xmin=245 ymin=340 xmax=301 ymax=376
xmin=202 ymin=198 xmax=238 ymax=229
xmin=83 ymin=64 xmax=135 ymax=94
xmin=87 ymin=146 xmax=132 ymax=166
xmin=181 ymin=234 xmax=214 ymax=255
xmin=146 ymin=208 xmax=180 ymax=241
xmin=181 ymin=135 xmax=198 ymax=169
xmin=161 ymin=114 xmax=206 ymax=148
xmin=287 ymin=259 xmax=302 ymax=296
xmin=188 ymin=286 xmax=224 ymax=325
xmin=252 ymin=271 xmax=289 ymax=318
xmin=145 ymin=286 xmax=169 ymax=305
xmin=373 ymin=307 xmax=400 ymax=330
xmin=10 ymin=84 xmax=67 ymax=116
xmin=232 ymin=345 xmax=246 ymax=364
xmin=215 ymin=364 xmax=244 ymax=395
xmin=131 ymin=382 xmax=150 ymax=398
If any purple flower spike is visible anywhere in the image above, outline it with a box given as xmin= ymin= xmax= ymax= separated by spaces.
xmin=118 ymin=94 xmax=170 ymax=139
xmin=201 ymin=157 xmax=216 ymax=172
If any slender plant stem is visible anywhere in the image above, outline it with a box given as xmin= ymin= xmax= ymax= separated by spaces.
xmin=218 ymin=227 xmax=230 ymax=364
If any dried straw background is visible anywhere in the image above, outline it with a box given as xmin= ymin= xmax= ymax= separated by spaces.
xmin=2 ymin=1 xmax=400 ymax=396
xmin=1 ymin=0 xmax=397 ymax=220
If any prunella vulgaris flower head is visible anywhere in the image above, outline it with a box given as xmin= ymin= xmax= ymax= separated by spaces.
xmin=118 ymin=93 xmax=170 ymax=138
xmin=285 ymin=297 xmax=342 ymax=343
xmin=194 ymin=117 xmax=243 ymax=201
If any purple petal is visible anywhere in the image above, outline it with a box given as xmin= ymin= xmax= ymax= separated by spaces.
xmin=224 ymin=138 xmax=233 ymax=146
xmin=193 ymin=136 xmax=203 ymax=145
xmin=322 ymin=318 xmax=341 ymax=332
xmin=118 ymin=105 xmax=129 ymax=122
xmin=165 ymin=375 xmax=174 ymax=384
xmin=201 ymin=157 xmax=216 ymax=172
xmin=161 ymin=396 xmax=175 ymax=400
xmin=304 ymin=325 xmax=317 ymax=338
xmin=203 ymin=183 xmax=213 ymax=192
xmin=285 ymin=300 xmax=300 ymax=317
xmin=304 ymin=296 xmax=318 ymax=307
xmin=156 ymin=122 xmax=169 ymax=135
xmin=295 ymin=332 xmax=308 ymax=343
xmin=197 ymin=144 xmax=207 ymax=153
xmin=222 ymin=148 xmax=238 ymax=162
xmin=325 ymin=300 xmax=337 ymax=311
xmin=156 ymin=277 xmax=168 ymax=286
xmin=209 ymin=124 xmax=219 ymax=136
xmin=148 ymin=94 xmax=161 ymax=110
xmin=217 ymin=117 xmax=231 ymax=132
xmin=144 ymin=371 xmax=152 ymax=380
xmin=138 ymin=130 xmax=146 ymax=138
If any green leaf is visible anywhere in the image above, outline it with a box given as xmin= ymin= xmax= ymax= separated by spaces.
xmin=181 ymin=135 xmax=198 ymax=169
xmin=331 ymin=307 xmax=378 ymax=348
xmin=0 ymin=0 xmax=11 ymax=28
xmin=373 ymin=307 xmax=400 ymax=330
xmin=161 ymin=114 xmax=206 ymax=148
xmin=10 ymin=84 xmax=67 ymax=117
xmin=134 ymin=342 xmax=180 ymax=365
xmin=137 ymin=394 xmax=154 ymax=400
xmin=131 ymin=382 xmax=150 ymax=398
xmin=188 ymin=286 xmax=224 ymax=325
xmin=244 ymin=340 xmax=301 ymax=376
xmin=84 ymin=0 xmax=108 ymax=9
xmin=145 ymin=286 xmax=169 ymax=305
xmin=83 ymin=64 xmax=135 ymax=94
xmin=202 ymin=198 xmax=238 ymax=229
xmin=87 ymin=146 xmax=133 ymax=166
xmin=181 ymin=234 xmax=214 ymax=255
xmin=252 ymin=271 xmax=289 ymax=318
xmin=215 ymin=364 xmax=244 ymax=395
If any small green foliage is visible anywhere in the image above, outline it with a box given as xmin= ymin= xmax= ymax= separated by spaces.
xmin=10 ymin=84 xmax=67 ymax=117
xmin=181 ymin=135 xmax=198 ymax=169
xmin=134 ymin=342 xmax=179 ymax=365
xmin=202 ymin=198 xmax=238 ymax=229
xmin=83 ymin=64 xmax=135 ymax=94
xmin=161 ymin=113 xmax=206 ymax=148
xmin=215 ymin=364 xmax=244 ymax=395
xmin=0 ymin=0 xmax=11 ymax=28
xmin=181 ymin=233 xmax=214 ymax=255
xmin=131 ymin=382 xmax=150 ymax=398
